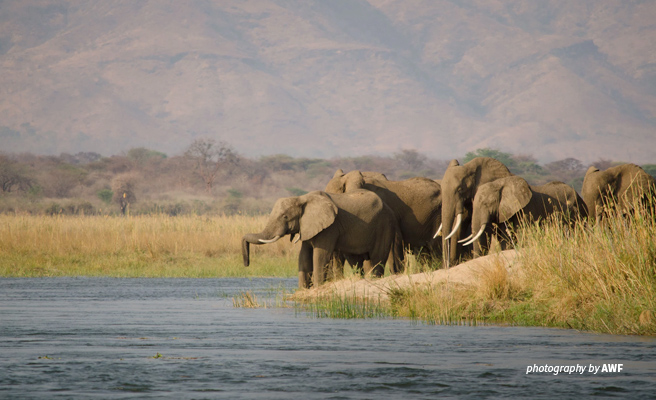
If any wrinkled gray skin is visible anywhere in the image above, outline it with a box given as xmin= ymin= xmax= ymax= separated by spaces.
xmin=440 ymin=157 xmax=513 ymax=267
xmin=325 ymin=169 xmax=442 ymax=261
xmin=581 ymin=163 xmax=656 ymax=224
xmin=242 ymin=190 xmax=401 ymax=289
xmin=464 ymin=176 xmax=588 ymax=255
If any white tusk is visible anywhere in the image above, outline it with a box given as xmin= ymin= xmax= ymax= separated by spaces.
xmin=292 ymin=234 xmax=301 ymax=244
xmin=259 ymin=235 xmax=281 ymax=244
xmin=444 ymin=213 xmax=462 ymax=240
xmin=433 ymin=223 xmax=443 ymax=239
xmin=462 ymin=224 xmax=486 ymax=246
xmin=458 ymin=233 xmax=473 ymax=243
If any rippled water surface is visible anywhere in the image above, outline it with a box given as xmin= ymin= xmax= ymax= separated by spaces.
xmin=1 ymin=278 xmax=655 ymax=399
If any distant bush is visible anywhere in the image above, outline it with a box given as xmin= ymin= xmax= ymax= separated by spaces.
xmin=97 ymin=189 xmax=113 ymax=205
xmin=286 ymin=187 xmax=307 ymax=196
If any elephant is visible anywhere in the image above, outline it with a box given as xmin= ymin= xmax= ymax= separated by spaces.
xmin=459 ymin=176 xmax=588 ymax=255
xmin=581 ymin=163 xmax=656 ymax=223
xmin=439 ymin=157 xmax=513 ymax=267
xmin=242 ymin=190 xmax=402 ymax=289
xmin=325 ymin=169 xmax=442 ymax=262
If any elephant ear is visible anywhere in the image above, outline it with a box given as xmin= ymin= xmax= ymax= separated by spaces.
xmin=344 ymin=171 xmax=366 ymax=191
xmin=448 ymin=159 xmax=460 ymax=168
xmin=299 ymin=191 xmax=338 ymax=241
xmin=332 ymin=169 xmax=345 ymax=179
xmin=498 ymin=176 xmax=532 ymax=222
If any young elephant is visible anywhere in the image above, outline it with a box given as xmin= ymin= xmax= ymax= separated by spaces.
xmin=242 ymin=190 xmax=402 ymax=289
xmin=460 ymin=176 xmax=587 ymax=255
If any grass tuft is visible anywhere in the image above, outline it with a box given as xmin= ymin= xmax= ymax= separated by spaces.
xmin=232 ymin=291 xmax=262 ymax=308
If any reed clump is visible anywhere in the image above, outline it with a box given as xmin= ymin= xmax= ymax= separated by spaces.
xmin=0 ymin=214 xmax=297 ymax=277
xmin=514 ymin=196 xmax=656 ymax=335
xmin=297 ymin=293 xmax=391 ymax=319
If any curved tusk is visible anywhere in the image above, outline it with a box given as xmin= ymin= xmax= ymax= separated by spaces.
xmin=463 ymin=223 xmax=486 ymax=246
xmin=444 ymin=213 xmax=462 ymax=240
xmin=433 ymin=223 xmax=443 ymax=239
xmin=292 ymin=234 xmax=301 ymax=244
xmin=458 ymin=233 xmax=473 ymax=243
xmin=259 ymin=235 xmax=281 ymax=244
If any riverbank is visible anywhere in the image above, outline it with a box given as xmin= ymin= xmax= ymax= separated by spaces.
xmin=293 ymin=250 xmax=520 ymax=302
xmin=293 ymin=206 xmax=656 ymax=336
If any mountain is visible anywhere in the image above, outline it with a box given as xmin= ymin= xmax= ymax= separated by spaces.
xmin=0 ymin=0 xmax=655 ymax=163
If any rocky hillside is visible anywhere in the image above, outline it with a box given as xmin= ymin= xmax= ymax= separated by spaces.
xmin=0 ymin=0 xmax=655 ymax=162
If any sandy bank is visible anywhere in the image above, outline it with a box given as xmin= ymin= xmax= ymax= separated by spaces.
xmin=292 ymin=250 xmax=521 ymax=302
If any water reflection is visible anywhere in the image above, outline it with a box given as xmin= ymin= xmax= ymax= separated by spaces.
xmin=0 ymin=278 xmax=654 ymax=398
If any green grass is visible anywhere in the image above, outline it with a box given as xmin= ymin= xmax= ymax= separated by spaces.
xmin=296 ymin=294 xmax=392 ymax=319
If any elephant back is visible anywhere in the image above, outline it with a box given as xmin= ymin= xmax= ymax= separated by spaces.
xmin=532 ymin=181 xmax=587 ymax=219
xmin=328 ymin=189 xmax=385 ymax=223
xmin=613 ymin=164 xmax=656 ymax=204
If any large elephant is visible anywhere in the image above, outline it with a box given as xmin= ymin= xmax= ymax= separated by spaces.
xmin=460 ymin=176 xmax=588 ymax=254
xmin=581 ymin=163 xmax=656 ymax=223
xmin=439 ymin=157 xmax=513 ymax=267
xmin=242 ymin=190 xmax=402 ymax=288
xmin=325 ymin=169 xmax=442 ymax=261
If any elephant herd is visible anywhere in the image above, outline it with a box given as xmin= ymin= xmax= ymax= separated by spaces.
xmin=242 ymin=157 xmax=656 ymax=289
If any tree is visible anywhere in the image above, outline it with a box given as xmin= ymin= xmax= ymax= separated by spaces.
xmin=127 ymin=147 xmax=167 ymax=164
xmin=0 ymin=155 xmax=33 ymax=193
xmin=185 ymin=138 xmax=238 ymax=193
xmin=642 ymin=164 xmax=656 ymax=179
xmin=545 ymin=158 xmax=584 ymax=173
xmin=545 ymin=158 xmax=586 ymax=192
xmin=394 ymin=149 xmax=427 ymax=173
xmin=463 ymin=148 xmax=517 ymax=171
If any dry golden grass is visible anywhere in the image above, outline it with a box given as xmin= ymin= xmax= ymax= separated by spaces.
xmin=386 ymin=197 xmax=656 ymax=335
xmin=0 ymin=214 xmax=297 ymax=277
xmin=515 ymin=203 xmax=656 ymax=335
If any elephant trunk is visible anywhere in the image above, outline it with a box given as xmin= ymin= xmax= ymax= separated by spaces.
xmin=241 ymin=232 xmax=269 ymax=267
xmin=441 ymin=199 xmax=463 ymax=267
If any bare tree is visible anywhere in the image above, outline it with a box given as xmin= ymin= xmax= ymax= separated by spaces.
xmin=185 ymin=138 xmax=238 ymax=193
xmin=0 ymin=155 xmax=33 ymax=193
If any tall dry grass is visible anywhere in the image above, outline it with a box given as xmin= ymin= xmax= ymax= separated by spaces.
xmin=384 ymin=195 xmax=656 ymax=335
xmin=515 ymin=196 xmax=656 ymax=335
xmin=0 ymin=214 xmax=297 ymax=277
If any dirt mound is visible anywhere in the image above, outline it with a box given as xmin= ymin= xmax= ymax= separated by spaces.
xmin=292 ymin=250 xmax=520 ymax=302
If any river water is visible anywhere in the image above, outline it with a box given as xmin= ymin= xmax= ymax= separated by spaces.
xmin=0 ymin=278 xmax=654 ymax=399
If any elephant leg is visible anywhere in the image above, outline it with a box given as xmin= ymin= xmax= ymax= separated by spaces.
xmin=362 ymin=259 xmax=384 ymax=278
xmin=312 ymin=246 xmax=332 ymax=288
xmin=329 ymin=251 xmax=346 ymax=281
xmin=388 ymin=236 xmax=405 ymax=274
xmin=368 ymin=237 xmax=391 ymax=278
xmin=298 ymin=241 xmax=313 ymax=289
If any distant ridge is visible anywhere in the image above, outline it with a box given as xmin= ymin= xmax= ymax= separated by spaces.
xmin=0 ymin=0 xmax=655 ymax=162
